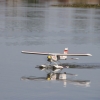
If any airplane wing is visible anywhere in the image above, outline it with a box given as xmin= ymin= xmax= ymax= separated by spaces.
xmin=21 ymin=51 xmax=55 ymax=55
xmin=21 ymin=51 xmax=92 ymax=56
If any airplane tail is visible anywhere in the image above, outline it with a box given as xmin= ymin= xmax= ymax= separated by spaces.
xmin=64 ymin=48 xmax=68 ymax=54
xmin=60 ymin=48 xmax=68 ymax=60
xmin=64 ymin=48 xmax=79 ymax=60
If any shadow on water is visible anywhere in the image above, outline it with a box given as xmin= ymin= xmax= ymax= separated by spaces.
xmin=60 ymin=63 xmax=100 ymax=69
xmin=36 ymin=63 xmax=100 ymax=70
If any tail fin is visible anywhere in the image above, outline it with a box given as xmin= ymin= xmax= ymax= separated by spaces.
xmin=64 ymin=48 xmax=68 ymax=54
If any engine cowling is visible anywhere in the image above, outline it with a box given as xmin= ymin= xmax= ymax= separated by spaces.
xmin=47 ymin=55 xmax=52 ymax=62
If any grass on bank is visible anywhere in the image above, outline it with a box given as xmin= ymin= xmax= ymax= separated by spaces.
xmin=52 ymin=4 xmax=100 ymax=8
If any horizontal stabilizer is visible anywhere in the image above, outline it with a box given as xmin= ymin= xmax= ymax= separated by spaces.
xmin=57 ymin=54 xmax=92 ymax=56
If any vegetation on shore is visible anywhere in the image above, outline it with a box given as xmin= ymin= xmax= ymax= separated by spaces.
xmin=52 ymin=4 xmax=100 ymax=8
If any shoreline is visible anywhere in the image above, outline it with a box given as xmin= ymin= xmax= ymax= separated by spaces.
xmin=52 ymin=4 xmax=100 ymax=8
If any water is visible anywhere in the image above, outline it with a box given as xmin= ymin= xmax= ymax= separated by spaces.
xmin=0 ymin=1 xmax=100 ymax=100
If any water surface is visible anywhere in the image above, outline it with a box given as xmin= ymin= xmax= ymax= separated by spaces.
xmin=0 ymin=1 xmax=100 ymax=100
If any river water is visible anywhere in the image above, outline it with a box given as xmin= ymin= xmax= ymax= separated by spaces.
xmin=0 ymin=1 xmax=100 ymax=100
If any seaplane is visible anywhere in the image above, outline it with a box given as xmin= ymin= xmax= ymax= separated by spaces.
xmin=21 ymin=48 xmax=92 ymax=72
xmin=21 ymin=48 xmax=92 ymax=85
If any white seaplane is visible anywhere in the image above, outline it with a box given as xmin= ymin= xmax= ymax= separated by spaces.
xmin=21 ymin=48 xmax=92 ymax=71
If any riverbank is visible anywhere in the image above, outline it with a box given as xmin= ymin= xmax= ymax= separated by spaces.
xmin=52 ymin=4 xmax=100 ymax=8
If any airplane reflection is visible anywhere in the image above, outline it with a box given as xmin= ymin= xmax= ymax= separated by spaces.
xmin=21 ymin=75 xmax=90 ymax=87
xmin=21 ymin=67 xmax=90 ymax=87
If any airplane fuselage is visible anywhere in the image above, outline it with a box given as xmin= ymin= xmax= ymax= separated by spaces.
xmin=47 ymin=55 xmax=67 ymax=62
